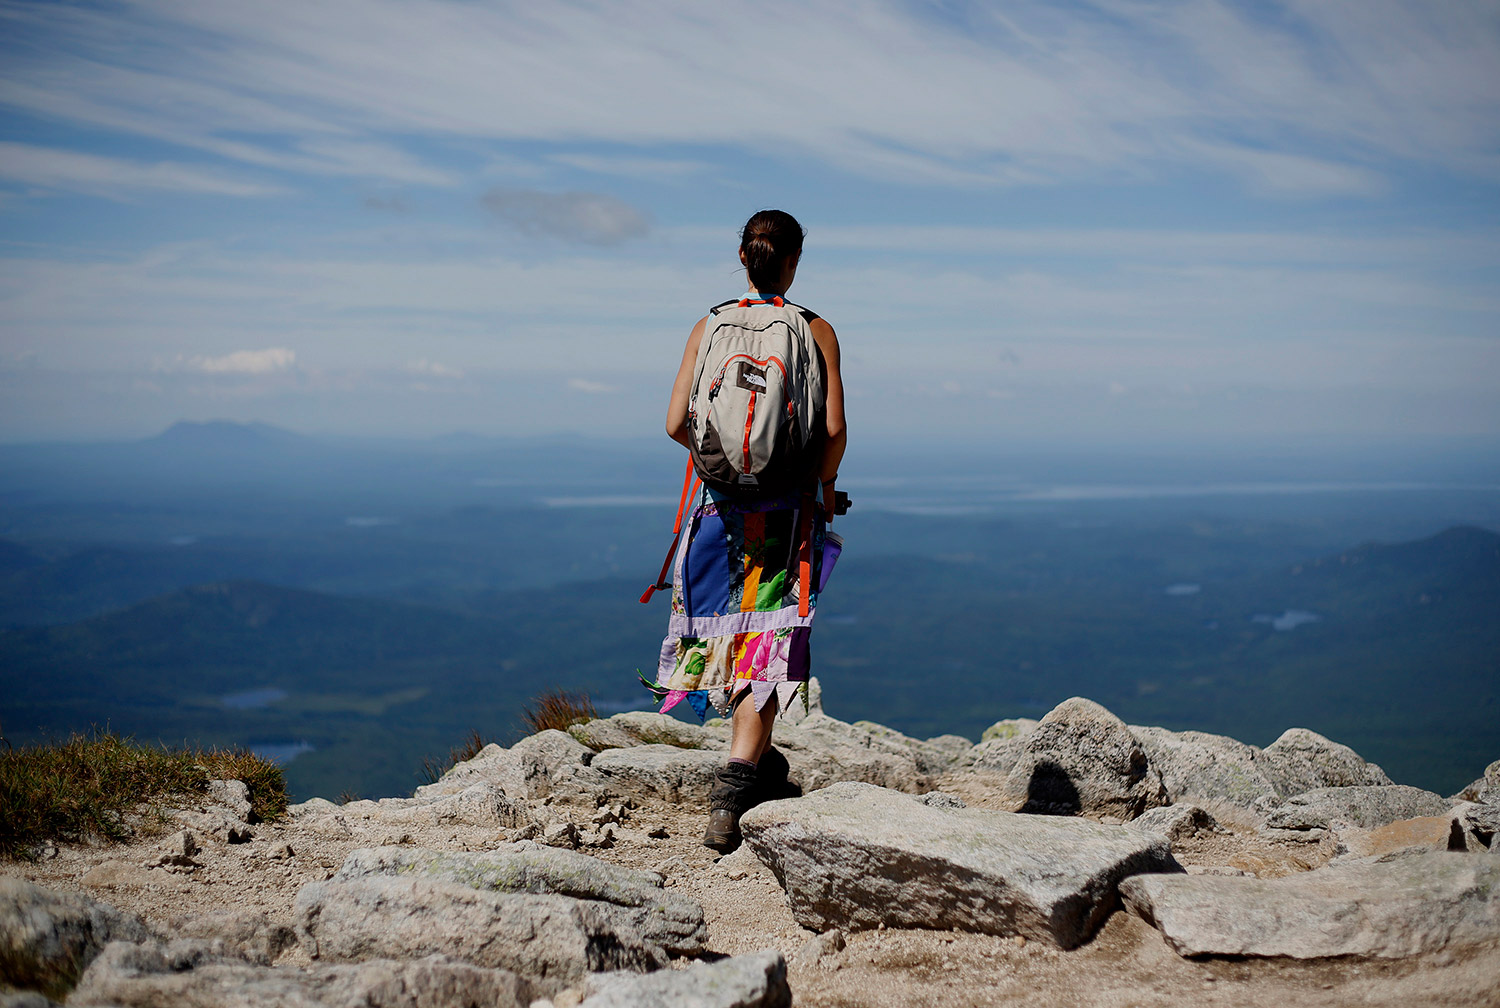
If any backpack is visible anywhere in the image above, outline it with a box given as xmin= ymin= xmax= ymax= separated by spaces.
xmin=686 ymin=295 xmax=826 ymax=496
xmin=638 ymin=295 xmax=826 ymax=606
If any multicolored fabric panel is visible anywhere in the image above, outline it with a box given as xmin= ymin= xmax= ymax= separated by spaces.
xmin=642 ymin=490 xmax=839 ymax=720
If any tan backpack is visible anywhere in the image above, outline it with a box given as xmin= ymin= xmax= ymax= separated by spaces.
xmin=686 ymin=295 xmax=826 ymax=496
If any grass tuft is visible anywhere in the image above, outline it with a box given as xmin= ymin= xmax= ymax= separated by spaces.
xmin=418 ymin=728 xmax=495 ymax=786
xmin=521 ymin=689 xmax=597 ymax=736
xmin=0 ymin=729 xmax=286 ymax=860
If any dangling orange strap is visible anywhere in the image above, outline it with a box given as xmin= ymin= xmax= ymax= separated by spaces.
xmin=796 ymin=492 xmax=814 ymax=618
xmin=671 ymin=457 xmax=696 ymax=535
xmin=640 ymin=458 xmax=700 ymax=604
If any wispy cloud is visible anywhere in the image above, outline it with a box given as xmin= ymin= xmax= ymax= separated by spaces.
xmin=1 ymin=1 xmax=1493 ymax=192
xmin=0 ymin=141 xmax=286 ymax=198
xmin=407 ymin=358 xmax=463 ymax=378
xmin=170 ymin=348 xmax=297 ymax=374
xmin=549 ymin=154 xmax=711 ymax=180
xmin=567 ymin=378 xmax=618 ymax=394
xmin=480 ymin=189 xmax=650 ymax=245
xmin=1182 ymin=142 xmax=1389 ymax=198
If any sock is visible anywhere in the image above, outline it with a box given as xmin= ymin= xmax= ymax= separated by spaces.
xmin=728 ymin=757 xmax=757 ymax=769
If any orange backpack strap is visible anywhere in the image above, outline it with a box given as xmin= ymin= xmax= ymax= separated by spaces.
xmin=640 ymin=458 xmax=701 ymax=604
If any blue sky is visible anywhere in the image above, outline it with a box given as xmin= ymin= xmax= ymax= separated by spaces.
xmin=0 ymin=0 xmax=1496 ymax=447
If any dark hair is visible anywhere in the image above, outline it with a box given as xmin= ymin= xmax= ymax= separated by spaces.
xmin=739 ymin=210 xmax=805 ymax=291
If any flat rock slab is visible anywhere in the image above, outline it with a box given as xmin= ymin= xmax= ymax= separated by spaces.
xmin=70 ymin=941 xmax=531 ymax=1008
xmin=739 ymin=781 xmax=1175 ymax=949
xmin=580 ymin=949 xmax=790 ymax=1008
xmin=569 ymin=711 xmax=729 ymax=752
xmin=333 ymin=844 xmax=706 ymax=953
xmin=1121 ymin=850 xmax=1500 ymax=959
xmin=1264 ymin=785 xmax=1453 ymax=833
xmin=293 ymin=876 xmax=663 ymax=996
xmin=589 ymin=745 xmax=724 ymax=804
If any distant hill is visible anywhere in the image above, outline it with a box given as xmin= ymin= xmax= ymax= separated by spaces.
xmin=811 ymin=524 xmax=1500 ymax=795
xmin=3 ymin=526 xmax=1495 ymax=801
xmin=0 ymin=577 xmax=659 ymax=801
xmin=146 ymin=420 xmax=312 ymax=451
xmin=1275 ymin=525 xmax=1500 ymax=608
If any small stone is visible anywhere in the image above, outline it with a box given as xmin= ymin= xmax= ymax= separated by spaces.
xmin=268 ymin=842 xmax=295 ymax=860
xmin=647 ymin=826 xmax=670 ymax=839
xmin=1014 ymin=935 xmax=1026 ymax=947
xmin=652 ymin=856 xmax=687 ymax=877
xmin=797 ymin=928 xmax=846 ymax=964
xmin=542 ymin=822 xmax=580 ymax=849
xmin=207 ymin=779 xmax=253 ymax=820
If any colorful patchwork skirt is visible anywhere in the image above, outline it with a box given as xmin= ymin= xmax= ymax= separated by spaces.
xmin=644 ymin=488 xmax=841 ymax=721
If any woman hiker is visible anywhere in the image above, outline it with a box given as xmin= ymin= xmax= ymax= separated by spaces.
xmin=643 ymin=209 xmax=847 ymax=853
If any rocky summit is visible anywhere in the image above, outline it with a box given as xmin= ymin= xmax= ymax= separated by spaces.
xmin=4 ymin=686 xmax=1499 ymax=1007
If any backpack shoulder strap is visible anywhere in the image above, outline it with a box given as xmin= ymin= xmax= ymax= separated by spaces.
xmin=712 ymin=297 xmax=820 ymax=323
xmin=780 ymin=300 xmax=820 ymax=325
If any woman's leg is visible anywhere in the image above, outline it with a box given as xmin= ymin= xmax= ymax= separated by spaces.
xmin=729 ymin=691 xmax=778 ymax=763
xmin=705 ymin=692 xmax=779 ymax=851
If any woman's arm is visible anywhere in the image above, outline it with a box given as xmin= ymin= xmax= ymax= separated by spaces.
xmin=810 ymin=318 xmax=846 ymax=520
xmin=665 ymin=316 xmax=709 ymax=449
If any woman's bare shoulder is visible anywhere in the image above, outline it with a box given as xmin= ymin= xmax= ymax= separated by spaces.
xmin=686 ymin=315 xmax=709 ymax=347
xmin=808 ymin=316 xmax=838 ymax=356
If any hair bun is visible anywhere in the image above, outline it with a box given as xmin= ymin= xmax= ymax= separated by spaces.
xmin=739 ymin=210 xmax=805 ymax=291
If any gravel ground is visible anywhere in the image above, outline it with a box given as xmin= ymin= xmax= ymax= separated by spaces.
xmin=6 ymin=790 xmax=1499 ymax=1007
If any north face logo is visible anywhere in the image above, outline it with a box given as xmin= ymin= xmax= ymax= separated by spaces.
xmin=736 ymin=362 xmax=768 ymax=391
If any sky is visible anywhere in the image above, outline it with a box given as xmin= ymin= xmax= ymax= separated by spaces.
xmin=0 ymin=0 xmax=1497 ymax=449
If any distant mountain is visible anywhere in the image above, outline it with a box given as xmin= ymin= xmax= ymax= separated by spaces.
xmin=1278 ymin=525 xmax=1500 ymax=604
xmin=146 ymin=420 xmax=312 ymax=451
xmin=4 ymin=525 xmax=1496 ymax=802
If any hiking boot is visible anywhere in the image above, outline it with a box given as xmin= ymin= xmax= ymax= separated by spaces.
xmin=704 ymin=761 xmax=759 ymax=852
xmin=702 ymin=808 xmax=740 ymax=852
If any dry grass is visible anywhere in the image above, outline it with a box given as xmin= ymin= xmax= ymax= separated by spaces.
xmin=521 ymin=689 xmax=597 ymax=735
xmin=0 ymin=730 xmax=286 ymax=860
